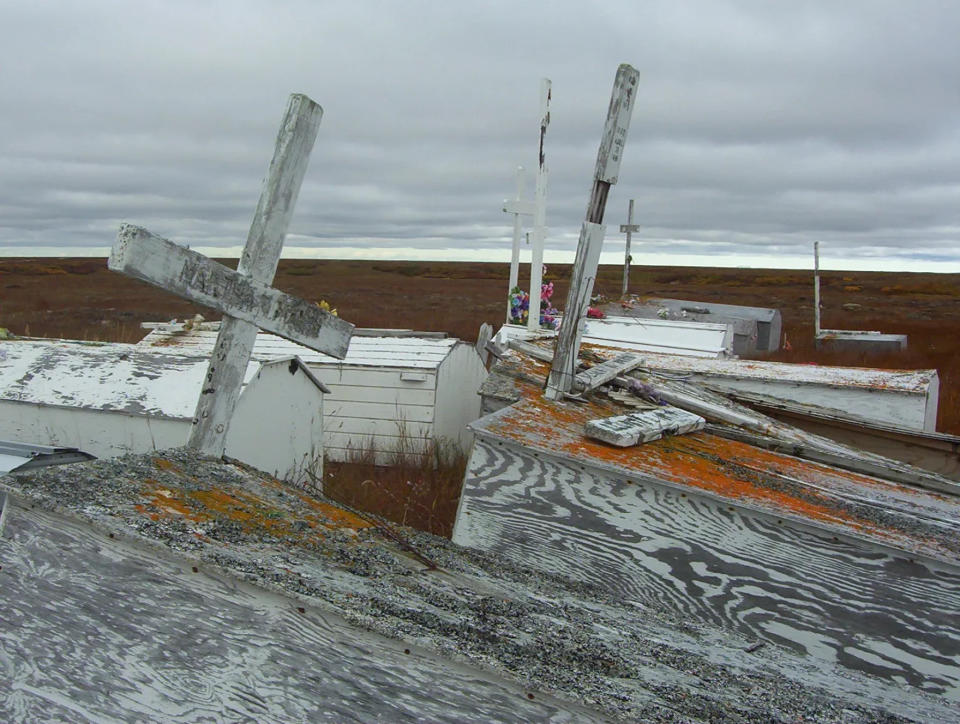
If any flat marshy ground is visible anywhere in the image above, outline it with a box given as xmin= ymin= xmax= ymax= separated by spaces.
xmin=2 ymin=257 xmax=958 ymax=534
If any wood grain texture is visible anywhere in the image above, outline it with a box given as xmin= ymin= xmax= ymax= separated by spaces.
xmin=454 ymin=436 xmax=960 ymax=698
xmin=189 ymin=99 xmax=324 ymax=455
xmin=593 ymin=64 xmax=639 ymax=185
xmin=545 ymin=221 xmax=605 ymax=399
xmin=575 ymin=351 xmax=644 ymax=392
xmin=109 ymin=227 xmax=352 ymax=358
xmin=0 ymin=501 xmax=588 ymax=723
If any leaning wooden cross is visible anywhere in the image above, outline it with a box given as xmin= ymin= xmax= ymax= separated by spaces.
xmin=545 ymin=64 xmax=639 ymax=400
xmin=108 ymin=93 xmax=354 ymax=457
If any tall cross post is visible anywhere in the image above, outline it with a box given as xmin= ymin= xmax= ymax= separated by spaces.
xmin=813 ymin=240 xmax=821 ymax=336
xmin=545 ymin=64 xmax=639 ymax=401
xmin=527 ymin=78 xmax=551 ymax=331
xmin=619 ymin=198 xmax=639 ymax=297
xmin=109 ymin=93 xmax=354 ymax=457
xmin=503 ymin=165 xmax=532 ymax=323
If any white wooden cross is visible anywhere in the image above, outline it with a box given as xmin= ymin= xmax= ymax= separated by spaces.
xmin=108 ymin=93 xmax=354 ymax=457
xmin=527 ymin=78 xmax=551 ymax=331
xmin=545 ymin=64 xmax=639 ymax=401
xmin=503 ymin=165 xmax=531 ymax=323
xmin=502 ymin=79 xmax=551 ymax=329
xmin=619 ymin=198 xmax=639 ymax=297
xmin=813 ymin=240 xmax=822 ymax=337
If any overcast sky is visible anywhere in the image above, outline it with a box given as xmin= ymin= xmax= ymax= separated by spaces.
xmin=2 ymin=1 xmax=959 ymax=271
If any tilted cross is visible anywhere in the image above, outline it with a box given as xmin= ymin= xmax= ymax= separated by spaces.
xmin=545 ymin=64 xmax=639 ymax=401
xmin=109 ymin=93 xmax=354 ymax=457
xmin=619 ymin=198 xmax=639 ymax=297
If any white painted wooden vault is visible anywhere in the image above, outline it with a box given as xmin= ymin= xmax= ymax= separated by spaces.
xmin=0 ymin=340 xmax=328 ymax=485
xmin=454 ymin=349 xmax=960 ymax=698
xmin=633 ymin=350 xmax=940 ymax=432
xmin=493 ymin=314 xmax=735 ymax=359
xmin=612 ymin=297 xmax=782 ymax=355
xmin=137 ymin=324 xmax=487 ymax=462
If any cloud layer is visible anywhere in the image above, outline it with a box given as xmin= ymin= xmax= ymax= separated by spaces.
xmin=1 ymin=1 xmax=959 ymax=270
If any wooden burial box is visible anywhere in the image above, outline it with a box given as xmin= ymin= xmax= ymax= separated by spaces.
xmin=138 ymin=324 xmax=488 ymax=463
xmin=613 ymin=297 xmax=782 ymax=355
xmin=812 ymin=243 xmax=907 ymax=354
xmin=0 ymin=339 xmax=329 ymax=486
xmin=454 ymin=348 xmax=960 ymax=699
xmin=4 ymin=448 xmax=956 ymax=721
xmin=816 ymin=329 xmax=909 ymax=354
xmin=634 ymin=351 xmax=940 ymax=433
xmin=493 ymin=313 xmax=735 ymax=360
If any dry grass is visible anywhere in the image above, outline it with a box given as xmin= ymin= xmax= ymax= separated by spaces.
xmin=320 ymin=437 xmax=467 ymax=538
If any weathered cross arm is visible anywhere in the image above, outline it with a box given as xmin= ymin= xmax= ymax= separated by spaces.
xmin=109 ymin=224 xmax=353 ymax=359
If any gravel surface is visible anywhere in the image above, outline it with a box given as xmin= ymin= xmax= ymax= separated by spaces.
xmin=5 ymin=449 xmax=957 ymax=723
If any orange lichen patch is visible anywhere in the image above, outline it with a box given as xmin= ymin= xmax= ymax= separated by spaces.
xmin=152 ymin=458 xmax=183 ymax=474
xmin=139 ymin=483 xmax=205 ymax=523
xmin=291 ymin=489 xmax=375 ymax=530
xmin=133 ymin=472 xmax=373 ymax=544
xmin=489 ymin=397 xmax=892 ymax=536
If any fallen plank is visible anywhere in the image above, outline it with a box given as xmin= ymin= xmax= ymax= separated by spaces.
xmin=574 ymin=352 xmax=645 ymax=392
xmin=585 ymin=406 xmax=705 ymax=446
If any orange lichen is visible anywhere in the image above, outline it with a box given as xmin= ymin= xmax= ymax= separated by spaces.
xmin=133 ymin=467 xmax=373 ymax=545
xmin=487 ymin=386 xmax=902 ymax=539
xmin=152 ymin=458 xmax=183 ymax=474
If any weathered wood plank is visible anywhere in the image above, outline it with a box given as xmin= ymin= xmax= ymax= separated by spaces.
xmin=546 ymin=64 xmax=639 ymax=399
xmin=545 ymin=221 xmax=606 ymax=398
xmin=0 ymin=502 xmax=587 ymax=722
xmin=574 ymin=351 xmax=644 ymax=392
xmin=585 ymin=407 xmax=705 ymax=446
xmin=454 ymin=436 xmax=960 ymax=697
xmin=109 ymin=225 xmax=352 ymax=358
xmin=594 ymin=64 xmax=640 ymax=186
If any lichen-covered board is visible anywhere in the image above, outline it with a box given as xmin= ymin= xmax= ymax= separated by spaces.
xmin=0 ymin=502 xmax=591 ymax=722
xmin=454 ymin=403 xmax=960 ymax=698
xmin=585 ymin=407 xmax=705 ymax=446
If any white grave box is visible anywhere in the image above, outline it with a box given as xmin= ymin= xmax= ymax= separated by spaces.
xmin=0 ymin=339 xmax=329 ymax=486
xmin=138 ymin=324 xmax=488 ymax=463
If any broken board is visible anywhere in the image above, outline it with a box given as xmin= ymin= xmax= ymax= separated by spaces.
xmin=585 ymin=407 xmax=705 ymax=446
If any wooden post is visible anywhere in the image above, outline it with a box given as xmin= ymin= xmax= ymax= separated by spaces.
xmin=528 ymin=78 xmax=551 ymax=331
xmin=108 ymin=93 xmax=354 ymax=458
xmin=619 ymin=199 xmax=639 ymax=297
xmin=545 ymin=64 xmax=639 ymax=400
xmin=503 ymin=166 xmax=531 ymax=323
xmin=814 ymin=241 xmax=821 ymax=337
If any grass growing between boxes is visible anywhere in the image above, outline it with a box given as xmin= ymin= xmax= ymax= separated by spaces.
xmin=320 ymin=434 xmax=467 ymax=539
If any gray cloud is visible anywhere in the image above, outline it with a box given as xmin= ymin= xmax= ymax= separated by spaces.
xmin=1 ymin=1 xmax=959 ymax=270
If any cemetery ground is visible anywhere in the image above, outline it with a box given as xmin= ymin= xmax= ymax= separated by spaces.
xmin=3 ymin=256 xmax=959 ymax=535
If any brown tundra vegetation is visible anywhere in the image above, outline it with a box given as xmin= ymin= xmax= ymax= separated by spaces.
xmin=2 ymin=257 xmax=958 ymax=534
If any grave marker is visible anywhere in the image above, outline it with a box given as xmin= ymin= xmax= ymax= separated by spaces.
xmin=545 ymin=64 xmax=639 ymax=400
xmin=619 ymin=199 xmax=639 ymax=297
xmin=584 ymin=407 xmax=705 ymax=447
xmin=528 ymin=78 xmax=551 ymax=331
xmin=503 ymin=166 xmax=530 ymax=323
xmin=109 ymin=93 xmax=354 ymax=457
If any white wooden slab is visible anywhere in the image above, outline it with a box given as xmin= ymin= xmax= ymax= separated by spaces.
xmin=140 ymin=327 xmax=456 ymax=369
xmin=574 ymin=352 xmax=644 ymax=392
xmin=585 ymin=406 xmax=705 ymax=446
